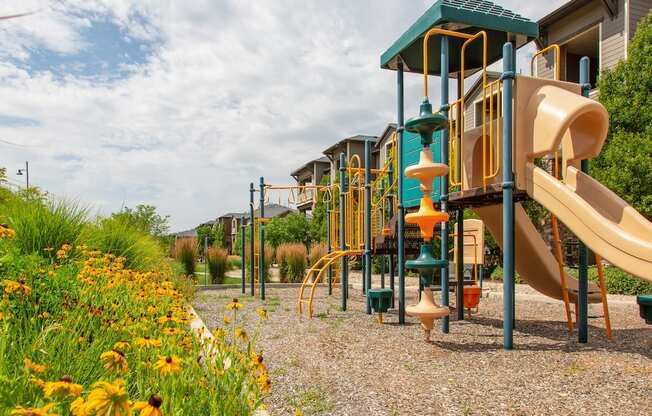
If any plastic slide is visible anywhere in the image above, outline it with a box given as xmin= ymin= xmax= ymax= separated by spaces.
xmin=528 ymin=163 xmax=652 ymax=283
xmin=473 ymin=204 xmax=603 ymax=303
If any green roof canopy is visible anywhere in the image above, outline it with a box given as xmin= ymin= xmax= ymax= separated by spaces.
xmin=380 ymin=0 xmax=538 ymax=76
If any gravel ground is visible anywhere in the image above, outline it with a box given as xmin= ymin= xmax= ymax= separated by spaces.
xmin=193 ymin=274 xmax=651 ymax=416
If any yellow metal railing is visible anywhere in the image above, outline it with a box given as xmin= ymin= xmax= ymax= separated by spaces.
xmin=482 ymin=79 xmax=502 ymax=187
xmin=424 ymin=30 xmax=487 ymax=193
xmin=531 ymin=44 xmax=560 ymax=81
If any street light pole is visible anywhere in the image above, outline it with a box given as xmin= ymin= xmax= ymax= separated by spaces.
xmin=17 ymin=161 xmax=29 ymax=189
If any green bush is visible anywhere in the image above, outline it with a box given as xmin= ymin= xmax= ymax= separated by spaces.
xmin=587 ymin=266 xmax=652 ymax=295
xmin=0 ymin=196 xmax=87 ymax=259
xmin=489 ymin=266 xmax=523 ymax=284
xmin=175 ymin=238 xmax=197 ymax=276
xmin=227 ymin=255 xmax=242 ymax=270
xmin=207 ymin=247 xmax=228 ymax=284
xmin=83 ymin=216 xmax=165 ymax=271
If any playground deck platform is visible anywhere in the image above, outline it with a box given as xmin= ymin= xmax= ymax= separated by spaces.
xmin=193 ymin=281 xmax=650 ymax=416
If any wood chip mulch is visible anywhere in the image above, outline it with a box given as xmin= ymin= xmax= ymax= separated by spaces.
xmin=193 ymin=278 xmax=651 ymax=416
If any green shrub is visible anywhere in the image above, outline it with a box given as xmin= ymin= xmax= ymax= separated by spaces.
xmin=207 ymin=247 xmax=228 ymax=284
xmin=227 ymin=255 xmax=242 ymax=270
xmin=83 ymin=217 xmax=165 ymax=271
xmin=489 ymin=266 xmax=523 ymax=284
xmin=0 ymin=196 xmax=87 ymax=259
xmin=587 ymin=266 xmax=652 ymax=295
xmin=175 ymin=238 xmax=197 ymax=276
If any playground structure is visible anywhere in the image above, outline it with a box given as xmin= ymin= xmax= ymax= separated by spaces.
xmin=242 ymin=0 xmax=652 ymax=349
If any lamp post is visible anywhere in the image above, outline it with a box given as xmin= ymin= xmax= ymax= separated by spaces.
xmin=16 ymin=161 xmax=29 ymax=189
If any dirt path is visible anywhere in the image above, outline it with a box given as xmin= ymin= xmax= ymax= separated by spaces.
xmin=193 ymin=283 xmax=651 ymax=416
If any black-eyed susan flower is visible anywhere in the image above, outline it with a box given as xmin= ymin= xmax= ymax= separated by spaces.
xmin=223 ymin=315 xmax=231 ymax=325
xmin=23 ymin=358 xmax=46 ymax=374
xmin=256 ymin=307 xmax=267 ymax=320
xmin=113 ymin=341 xmax=130 ymax=351
xmin=10 ymin=403 xmax=57 ymax=416
xmin=70 ymin=397 xmax=89 ymax=416
xmin=257 ymin=373 xmax=271 ymax=393
xmin=100 ymin=349 xmax=128 ymax=373
xmin=133 ymin=394 xmax=163 ymax=416
xmin=161 ymin=327 xmax=179 ymax=336
xmin=153 ymin=356 xmax=182 ymax=375
xmin=134 ymin=336 xmax=162 ymax=348
xmin=0 ymin=224 xmax=16 ymax=239
xmin=226 ymin=298 xmax=243 ymax=310
xmin=43 ymin=375 xmax=83 ymax=399
xmin=2 ymin=279 xmax=31 ymax=296
xmin=235 ymin=327 xmax=248 ymax=342
xmin=85 ymin=379 xmax=130 ymax=416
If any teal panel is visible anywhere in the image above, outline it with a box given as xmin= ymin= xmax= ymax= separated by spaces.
xmin=402 ymin=130 xmax=442 ymax=209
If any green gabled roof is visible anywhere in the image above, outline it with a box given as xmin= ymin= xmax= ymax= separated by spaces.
xmin=380 ymin=0 xmax=539 ymax=76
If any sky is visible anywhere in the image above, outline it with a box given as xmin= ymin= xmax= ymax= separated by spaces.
xmin=0 ymin=0 xmax=568 ymax=232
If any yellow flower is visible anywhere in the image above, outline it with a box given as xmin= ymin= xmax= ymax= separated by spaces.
xmin=113 ymin=341 xmax=130 ymax=351
xmin=294 ymin=410 xmax=303 ymax=416
xmin=0 ymin=224 xmax=16 ymax=239
xmin=256 ymin=307 xmax=268 ymax=320
xmin=161 ymin=327 xmax=179 ymax=336
xmin=2 ymin=279 xmax=31 ymax=296
xmin=257 ymin=373 xmax=271 ymax=393
xmin=226 ymin=298 xmax=243 ymax=310
xmin=100 ymin=349 xmax=129 ymax=373
xmin=29 ymin=377 xmax=45 ymax=389
xmin=43 ymin=375 xmax=83 ymax=399
xmin=153 ymin=356 xmax=182 ymax=375
xmin=251 ymin=351 xmax=265 ymax=371
xmin=10 ymin=403 xmax=57 ymax=416
xmin=86 ymin=379 xmax=130 ymax=416
xmin=222 ymin=315 xmax=231 ymax=325
xmin=70 ymin=397 xmax=89 ymax=416
xmin=24 ymin=358 xmax=47 ymax=374
xmin=134 ymin=336 xmax=162 ymax=348
xmin=133 ymin=394 xmax=163 ymax=416
xmin=235 ymin=327 xmax=248 ymax=342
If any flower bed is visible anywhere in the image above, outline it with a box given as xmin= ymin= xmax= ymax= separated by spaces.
xmin=0 ymin=228 xmax=269 ymax=415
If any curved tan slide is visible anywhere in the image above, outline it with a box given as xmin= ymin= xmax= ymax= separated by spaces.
xmin=474 ymin=204 xmax=602 ymax=303
xmin=528 ymin=163 xmax=652 ymax=283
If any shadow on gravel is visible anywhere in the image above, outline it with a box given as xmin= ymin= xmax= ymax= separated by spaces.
xmin=432 ymin=316 xmax=652 ymax=358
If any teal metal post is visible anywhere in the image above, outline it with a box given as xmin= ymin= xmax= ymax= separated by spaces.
xmin=240 ymin=223 xmax=245 ymax=294
xmin=380 ymin=181 xmax=386 ymax=289
xmin=339 ymin=153 xmax=348 ymax=310
xmin=397 ymin=62 xmax=406 ymax=324
xmin=456 ymin=211 xmax=464 ymax=320
xmin=327 ymin=188 xmax=333 ymax=295
xmin=388 ymin=164 xmax=395 ymax=308
xmin=259 ymin=177 xmax=266 ymax=301
xmin=249 ymin=183 xmax=255 ymax=297
xmin=439 ymin=35 xmax=450 ymax=333
xmin=578 ymin=56 xmax=591 ymax=343
xmin=501 ymin=42 xmax=515 ymax=350
xmin=364 ymin=140 xmax=372 ymax=314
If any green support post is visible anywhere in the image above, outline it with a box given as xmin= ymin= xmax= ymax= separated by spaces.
xmin=240 ymin=223 xmax=245 ymax=294
xmin=339 ymin=153 xmax=348 ymax=310
xmin=501 ymin=42 xmax=515 ymax=350
xmin=249 ymin=183 xmax=255 ymax=297
xmin=388 ymin=164 xmax=395 ymax=308
xmin=365 ymin=140 xmax=372 ymax=314
xmin=397 ymin=62 xmax=406 ymax=324
xmin=578 ymin=56 xmax=591 ymax=343
xmin=327 ymin=187 xmax=333 ymax=296
xmin=259 ymin=177 xmax=266 ymax=301
xmin=439 ymin=35 xmax=450 ymax=333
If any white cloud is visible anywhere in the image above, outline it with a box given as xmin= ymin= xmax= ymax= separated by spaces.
xmin=0 ymin=1 xmax=565 ymax=231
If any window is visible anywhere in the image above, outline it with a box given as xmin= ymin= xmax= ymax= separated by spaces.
xmin=561 ymin=25 xmax=599 ymax=88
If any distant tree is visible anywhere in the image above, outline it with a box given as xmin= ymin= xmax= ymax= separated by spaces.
xmin=196 ymin=222 xmax=226 ymax=253
xmin=111 ymin=204 xmax=170 ymax=237
xmin=593 ymin=11 xmax=652 ymax=218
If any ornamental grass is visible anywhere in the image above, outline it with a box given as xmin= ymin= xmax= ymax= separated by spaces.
xmin=276 ymin=243 xmax=306 ymax=283
xmin=206 ymin=247 xmax=228 ymax=284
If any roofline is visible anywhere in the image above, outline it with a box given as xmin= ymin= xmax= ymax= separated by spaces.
xmin=538 ymin=0 xmax=593 ymax=28
xmin=321 ymin=135 xmax=379 ymax=156
xmin=290 ymin=156 xmax=330 ymax=177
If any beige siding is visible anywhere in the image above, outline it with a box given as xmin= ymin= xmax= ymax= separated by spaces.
xmin=630 ymin=0 xmax=652 ymax=39
xmin=544 ymin=3 xmax=606 ymax=44
xmin=535 ymin=50 xmax=557 ymax=80
xmin=601 ymin=0 xmax=627 ymax=70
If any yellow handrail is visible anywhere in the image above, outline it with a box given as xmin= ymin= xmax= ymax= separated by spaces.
xmin=530 ymin=44 xmax=560 ymax=80
xmin=422 ymin=28 xmax=475 ymax=98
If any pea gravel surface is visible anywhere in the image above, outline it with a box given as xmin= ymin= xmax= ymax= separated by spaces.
xmin=193 ymin=275 xmax=651 ymax=416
